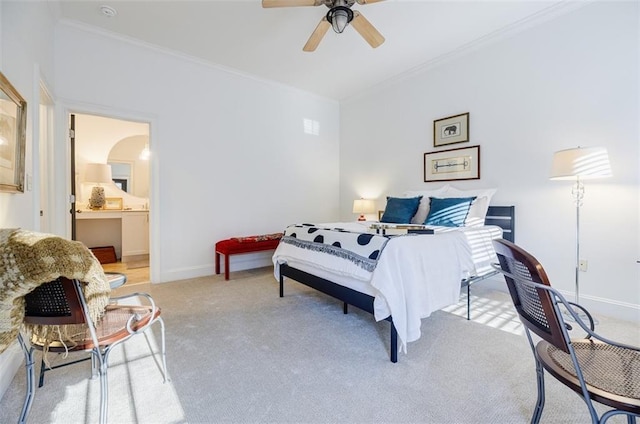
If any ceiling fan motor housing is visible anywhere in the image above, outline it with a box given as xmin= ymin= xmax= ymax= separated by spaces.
xmin=322 ymin=0 xmax=356 ymax=8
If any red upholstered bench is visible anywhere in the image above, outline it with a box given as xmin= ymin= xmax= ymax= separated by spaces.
xmin=215 ymin=233 xmax=283 ymax=280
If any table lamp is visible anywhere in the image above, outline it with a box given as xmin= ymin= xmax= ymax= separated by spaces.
xmin=353 ymin=198 xmax=376 ymax=221
xmin=85 ymin=163 xmax=112 ymax=210
xmin=550 ymin=146 xmax=611 ymax=306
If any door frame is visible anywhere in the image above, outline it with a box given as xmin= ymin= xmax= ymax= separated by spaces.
xmin=36 ymin=73 xmax=55 ymax=232
xmin=56 ymin=101 xmax=160 ymax=283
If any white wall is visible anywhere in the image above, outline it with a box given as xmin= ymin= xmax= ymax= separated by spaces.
xmin=1 ymin=2 xmax=340 ymax=401
xmin=54 ymin=23 xmax=341 ymax=283
xmin=0 ymin=1 xmax=56 ymax=229
xmin=340 ymin=1 xmax=639 ymax=321
xmin=0 ymin=0 xmax=58 ymax=406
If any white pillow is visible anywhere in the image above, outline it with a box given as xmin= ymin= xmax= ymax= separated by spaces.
xmin=403 ymin=185 xmax=449 ymax=224
xmin=441 ymin=186 xmax=497 ymax=227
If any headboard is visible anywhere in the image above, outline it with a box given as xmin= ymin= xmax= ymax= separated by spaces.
xmin=376 ymin=205 xmax=515 ymax=242
xmin=485 ymin=206 xmax=515 ymax=243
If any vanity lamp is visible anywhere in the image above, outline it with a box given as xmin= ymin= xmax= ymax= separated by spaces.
xmin=85 ymin=163 xmax=113 ymax=210
xmin=550 ymin=146 xmax=612 ymax=308
xmin=353 ymin=198 xmax=376 ymax=221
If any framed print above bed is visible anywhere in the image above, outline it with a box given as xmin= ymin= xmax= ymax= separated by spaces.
xmin=0 ymin=71 xmax=27 ymax=193
xmin=433 ymin=112 xmax=469 ymax=147
xmin=424 ymin=145 xmax=480 ymax=182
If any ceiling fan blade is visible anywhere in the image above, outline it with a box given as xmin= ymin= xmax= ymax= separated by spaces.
xmin=350 ymin=11 xmax=385 ymax=48
xmin=303 ymin=17 xmax=331 ymax=52
xmin=262 ymin=0 xmax=323 ymax=7
xmin=355 ymin=0 xmax=386 ymax=4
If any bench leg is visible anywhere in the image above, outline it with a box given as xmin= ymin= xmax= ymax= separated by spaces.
xmin=224 ymin=254 xmax=230 ymax=280
xmin=215 ymin=252 xmax=220 ymax=275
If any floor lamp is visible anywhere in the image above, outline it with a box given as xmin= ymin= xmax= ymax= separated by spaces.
xmin=550 ymin=146 xmax=612 ymax=313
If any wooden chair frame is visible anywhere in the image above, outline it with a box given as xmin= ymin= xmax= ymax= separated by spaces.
xmin=492 ymin=239 xmax=639 ymax=424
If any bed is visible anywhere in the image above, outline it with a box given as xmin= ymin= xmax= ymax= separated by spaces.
xmin=273 ymin=187 xmax=514 ymax=362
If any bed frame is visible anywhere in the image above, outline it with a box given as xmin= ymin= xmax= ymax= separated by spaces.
xmin=461 ymin=205 xmax=515 ymax=319
xmin=278 ymin=206 xmax=515 ymax=363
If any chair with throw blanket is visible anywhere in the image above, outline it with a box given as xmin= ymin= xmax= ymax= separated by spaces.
xmin=18 ymin=276 xmax=168 ymax=424
xmin=492 ymin=239 xmax=640 ymax=424
xmin=0 ymin=229 xmax=167 ymax=424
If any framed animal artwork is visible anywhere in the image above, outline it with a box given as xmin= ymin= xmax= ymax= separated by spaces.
xmin=433 ymin=112 xmax=469 ymax=147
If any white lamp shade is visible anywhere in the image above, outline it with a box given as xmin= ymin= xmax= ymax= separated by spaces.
xmin=84 ymin=163 xmax=113 ymax=184
xmin=353 ymin=199 xmax=376 ymax=214
xmin=550 ymin=147 xmax=612 ymax=180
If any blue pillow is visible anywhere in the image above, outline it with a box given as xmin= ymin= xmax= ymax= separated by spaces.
xmin=425 ymin=197 xmax=476 ymax=227
xmin=381 ymin=196 xmax=422 ymax=224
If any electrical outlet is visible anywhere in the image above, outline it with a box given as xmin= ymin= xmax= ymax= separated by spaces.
xmin=579 ymin=259 xmax=588 ymax=272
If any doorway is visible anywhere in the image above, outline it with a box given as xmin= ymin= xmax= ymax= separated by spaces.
xmin=71 ymin=113 xmax=151 ymax=285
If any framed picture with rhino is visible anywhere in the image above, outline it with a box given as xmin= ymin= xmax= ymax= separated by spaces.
xmin=433 ymin=112 xmax=469 ymax=147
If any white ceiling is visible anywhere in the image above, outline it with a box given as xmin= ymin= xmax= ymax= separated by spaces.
xmin=57 ymin=0 xmax=578 ymax=101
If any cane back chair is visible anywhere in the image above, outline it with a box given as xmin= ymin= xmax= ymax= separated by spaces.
xmin=16 ymin=276 xmax=168 ymax=424
xmin=492 ymin=239 xmax=640 ymax=424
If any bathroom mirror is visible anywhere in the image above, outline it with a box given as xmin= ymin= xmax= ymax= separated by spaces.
xmin=110 ymin=162 xmax=132 ymax=193
xmin=107 ymin=135 xmax=149 ymax=199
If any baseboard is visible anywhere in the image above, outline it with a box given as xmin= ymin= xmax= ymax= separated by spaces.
xmin=568 ymin=293 xmax=640 ymax=323
xmin=0 ymin=342 xmax=23 ymax=402
xmin=160 ymin=260 xmax=640 ymax=323
xmin=225 ymin=252 xmax=273 ymax=274
xmin=122 ymin=253 xmax=149 ymax=263
xmin=158 ymin=264 xmax=213 ymax=283
xmin=159 ymin=252 xmax=273 ymax=283
xmin=474 ymin=275 xmax=640 ymax=323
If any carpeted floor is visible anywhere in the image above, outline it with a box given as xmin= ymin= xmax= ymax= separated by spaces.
xmin=0 ymin=267 xmax=637 ymax=423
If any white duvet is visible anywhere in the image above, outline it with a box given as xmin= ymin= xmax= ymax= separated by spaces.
xmin=272 ymin=222 xmax=502 ymax=353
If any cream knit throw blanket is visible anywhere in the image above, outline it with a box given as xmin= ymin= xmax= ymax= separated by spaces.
xmin=0 ymin=228 xmax=111 ymax=354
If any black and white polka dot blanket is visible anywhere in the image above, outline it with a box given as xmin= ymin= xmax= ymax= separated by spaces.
xmin=281 ymin=224 xmax=389 ymax=272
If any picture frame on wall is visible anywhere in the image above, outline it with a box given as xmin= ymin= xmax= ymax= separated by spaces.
xmin=0 ymin=71 xmax=27 ymax=193
xmin=424 ymin=145 xmax=480 ymax=182
xmin=433 ymin=112 xmax=469 ymax=147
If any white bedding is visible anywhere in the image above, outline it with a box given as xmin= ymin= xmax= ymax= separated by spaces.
xmin=272 ymin=222 xmax=502 ymax=353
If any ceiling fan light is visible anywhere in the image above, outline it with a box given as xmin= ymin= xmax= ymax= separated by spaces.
xmin=327 ymin=6 xmax=353 ymax=34
xmin=333 ymin=10 xmax=349 ymax=33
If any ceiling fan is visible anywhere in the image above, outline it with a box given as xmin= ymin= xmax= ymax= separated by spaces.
xmin=262 ymin=0 xmax=385 ymax=52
